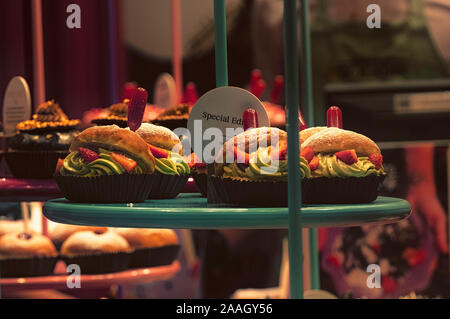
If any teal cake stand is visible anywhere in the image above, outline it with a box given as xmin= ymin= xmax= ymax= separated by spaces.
xmin=43 ymin=194 xmax=411 ymax=230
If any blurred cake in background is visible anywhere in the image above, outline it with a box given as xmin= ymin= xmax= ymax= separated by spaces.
xmin=6 ymin=100 xmax=79 ymax=178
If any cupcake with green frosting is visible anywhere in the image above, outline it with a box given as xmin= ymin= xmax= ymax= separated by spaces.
xmin=134 ymin=123 xmax=190 ymax=199
xmin=301 ymin=127 xmax=386 ymax=203
xmin=55 ymin=125 xmax=156 ymax=203
xmin=211 ymin=127 xmax=310 ymax=207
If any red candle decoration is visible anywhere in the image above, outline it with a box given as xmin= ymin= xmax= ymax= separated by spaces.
xmin=128 ymin=87 xmax=148 ymax=131
xmin=182 ymin=82 xmax=198 ymax=105
xmin=120 ymin=82 xmax=138 ymax=101
xmin=249 ymin=69 xmax=262 ymax=95
xmin=243 ymin=108 xmax=259 ymax=131
xmin=253 ymin=79 xmax=266 ymax=99
xmin=270 ymin=75 xmax=284 ymax=104
xmin=327 ymin=105 xmax=343 ymax=128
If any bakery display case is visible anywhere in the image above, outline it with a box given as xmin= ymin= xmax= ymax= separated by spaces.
xmin=9 ymin=0 xmax=450 ymax=301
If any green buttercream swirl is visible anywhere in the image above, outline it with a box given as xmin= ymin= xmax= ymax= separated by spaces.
xmin=60 ymin=149 xmax=144 ymax=177
xmin=311 ymin=154 xmax=385 ymax=178
xmin=221 ymin=147 xmax=311 ymax=180
xmin=155 ymin=152 xmax=190 ymax=176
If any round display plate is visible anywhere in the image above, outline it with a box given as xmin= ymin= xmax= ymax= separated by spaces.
xmin=43 ymin=194 xmax=411 ymax=229
xmin=0 ymin=261 xmax=180 ymax=292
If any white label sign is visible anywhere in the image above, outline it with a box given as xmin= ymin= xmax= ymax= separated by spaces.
xmin=187 ymin=86 xmax=269 ymax=162
xmin=2 ymin=76 xmax=31 ymax=136
xmin=153 ymin=73 xmax=177 ymax=109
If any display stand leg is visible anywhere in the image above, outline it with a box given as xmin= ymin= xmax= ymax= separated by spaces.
xmin=283 ymin=0 xmax=304 ymax=299
xmin=298 ymin=0 xmax=321 ymax=290
xmin=309 ymin=229 xmax=320 ymax=289
xmin=213 ymin=0 xmax=228 ymax=87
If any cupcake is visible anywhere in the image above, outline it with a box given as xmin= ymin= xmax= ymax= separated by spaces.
xmin=134 ymin=123 xmax=190 ymax=199
xmin=0 ymin=232 xmax=58 ymax=277
xmin=55 ymin=125 xmax=156 ymax=203
xmin=186 ymin=152 xmax=207 ymax=197
xmin=151 ymin=104 xmax=191 ymax=131
xmin=113 ymin=228 xmax=180 ymax=268
xmin=212 ymin=127 xmax=311 ymax=206
xmin=0 ymin=219 xmax=24 ymax=237
xmin=49 ymin=223 xmax=107 ymax=250
xmin=301 ymin=127 xmax=386 ymax=203
xmin=91 ymin=99 xmax=164 ymax=128
xmin=60 ymin=230 xmax=132 ymax=274
xmin=6 ymin=100 xmax=80 ymax=178
xmin=91 ymin=100 xmax=129 ymax=128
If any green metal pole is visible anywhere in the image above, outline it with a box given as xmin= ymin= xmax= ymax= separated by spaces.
xmin=283 ymin=0 xmax=303 ymax=299
xmin=214 ymin=0 xmax=228 ymax=87
xmin=299 ymin=0 xmax=320 ymax=290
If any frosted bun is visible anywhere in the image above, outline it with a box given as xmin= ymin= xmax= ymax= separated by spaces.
xmin=113 ymin=228 xmax=179 ymax=249
xmin=300 ymin=127 xmax=327 ymax=144
xmin=302 ymin=127 xmax=381 ymax=156
xmin=216 ymin=127 xmax=286 ymax=162
xmin=61 ymin=230 xmax=131 ymax=257
xmin=0 ymin=232 xmax=57 ymax=259
xmin=133 ymin=123 xmax=182 ymax=154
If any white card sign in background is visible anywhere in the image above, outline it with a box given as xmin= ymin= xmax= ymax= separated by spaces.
xmin=2 ymin=76 xmax=32 ymax=136
xmin=187 ymin=86 xmax=269 ymax=162
xmin=153 ymin=73 xmax=177 ymax=109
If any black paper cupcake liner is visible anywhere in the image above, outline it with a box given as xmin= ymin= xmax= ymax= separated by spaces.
xmin=129 ymin=245 xmax=180 ymax=269
xmin=91 ymin=118 xmax=128 ymax=128
xmin=55 ymin=174 xmax=156 ymax=203
xmin=302 ymin=175 xmax=385 ymax=204
xmin=0 ymin=256 xmax=58 ymax=278
xmin=6 ymin=150 xmax=68 ymax=179
xmin=62 ymin=252 xmax=131 ymax=275
xmin=148 ymin=172 xmax=189 ymax=199
xmin=151 ymin=119 xmax=188 ymax=132
xmin=191 ymin=171 xmax=207 ymax=197
xmin=209 ymin=175 xmax=287 ymax=207
xmin=209 ymin=174 xmax=385 ymax=207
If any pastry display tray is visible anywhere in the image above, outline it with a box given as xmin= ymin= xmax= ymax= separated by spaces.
xmin=0 ymin=261 xmax=180 ymax=292
xmin=43 ymin=194 xmax=411 ymax=229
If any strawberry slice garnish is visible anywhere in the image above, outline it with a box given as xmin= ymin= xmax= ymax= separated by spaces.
xmin=185 ymin=153 xmax=206 ymax=169
xmin=149 ymin=144 xmax=169 ymax=159
xmin=402 ymin=248 xmax=426 ymax=267
xmin=308 ymin=156 xmax=319 ymax=171
xmin=111 ymin=152 xmax=137 ymax=173
xmin=368 ymin=153 xmax=383 ymax=170
xmin=234 ymin=146 xmax=250 ymax=165
xmin=300 ymin=146 xmax=314 ymax=163
xmin=55 ymin=158 xmax=64 ymax=175
xmin=271 ymin=140 xmax=287 ymax=161
xmin=335 ymin=149 xmax=358 ymax=165
xmin=382 ymin=275 xmax=397 ymax=293
xmin=79 ymin=147 xmax=99 ymax=163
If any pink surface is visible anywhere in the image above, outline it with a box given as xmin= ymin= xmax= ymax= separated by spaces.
xmin=0 ymin=261 xmax=180 ymax=292
xmin=0 ymin=178 xmax=62 ymax=201
xmin=171 ymin=0 xmax=183 ymax=103
xmin=0 ymin=177 xmax=199 ymax=201
xmin=31 ymin=0 xmax=46 ymax=107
